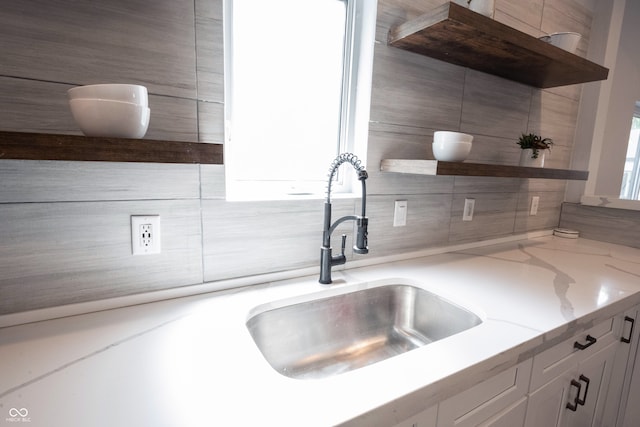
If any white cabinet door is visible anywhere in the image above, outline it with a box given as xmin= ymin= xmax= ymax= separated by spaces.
xmin=526 ymin=316 xmax=620 ymax=427
xmin=622 ymin=351 xmax=640 ymax=427
xmin=525 ymin=368 xmax=576 ymax=427
xmin=525 ymin=341 xmax=617 ymax=427
xmin=566 ymin=341 xmax=618 ymax=427
xmin=438 ymin=359 xmax=532 ymax=427
xmin=602 ymin=306 xmax=640 ymax=427
xmin=393 ymin=405 xmax=437 ymax=427
xmin=621 ymin=308 xmax=640 ymax=427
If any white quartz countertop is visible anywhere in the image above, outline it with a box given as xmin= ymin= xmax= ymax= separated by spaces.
xmin=2 ymin=236 xmax=640 ymax=427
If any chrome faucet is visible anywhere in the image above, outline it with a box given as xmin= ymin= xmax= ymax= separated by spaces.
xmin=319 ymin=153 xmax=369 ymax=284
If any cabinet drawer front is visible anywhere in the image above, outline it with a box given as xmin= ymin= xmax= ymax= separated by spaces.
xmin=438 ymin=359 xmax=532 ymax=427
xmin=530 ymin=318 xmax=615 ymax=391
xmin=393 ymin=405 xmax=437 ymax=427
xmin=479 ymin=396 xmax=527 ymax=427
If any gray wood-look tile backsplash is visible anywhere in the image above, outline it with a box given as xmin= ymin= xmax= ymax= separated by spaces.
xmin=0 ymin=0 xmax=595 ymax=315
xmin=559 ymin=203 xmax=640 ymax=249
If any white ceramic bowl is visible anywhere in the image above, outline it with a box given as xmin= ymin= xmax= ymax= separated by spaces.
xmin=69 ymin=98 xmax=150 ymax=139
xmin=67 ymin=84 xmax=148 ymax=107
xmin=539 ymin=32 xmax=581 ymax=54
xmin=433 ymin=131 xmax=474 ymax=145
xmin=432 ymin=132 xmax=473 ymax=161
xmin=433 ymin=140 xmax=472 ymax=161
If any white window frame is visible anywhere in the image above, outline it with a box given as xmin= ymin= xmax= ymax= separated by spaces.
xmin=223 ymin=0 xmax=377 ymax=201
xmin=620 ymin=104 xmax=640 ymax=200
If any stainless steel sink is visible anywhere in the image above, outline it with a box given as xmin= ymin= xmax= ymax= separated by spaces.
xmin=247 ymin=284 xmax=482 ymax=379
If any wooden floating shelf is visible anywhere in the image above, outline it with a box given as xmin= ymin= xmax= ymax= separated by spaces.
xmin=380 ymin=159 xmax=589 ymax=180
xmin=388 ymin=2 xmax=608 ymax=88
xmin=0 ymin=131 xmax=223 ymax=164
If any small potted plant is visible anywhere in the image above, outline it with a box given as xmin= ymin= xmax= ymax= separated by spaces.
xmin=517 ymin=133 xmax=553 ymax=167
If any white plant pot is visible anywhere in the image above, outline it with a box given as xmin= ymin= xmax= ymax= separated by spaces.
xmin=519 ymin=149 xmax=546 ymax=167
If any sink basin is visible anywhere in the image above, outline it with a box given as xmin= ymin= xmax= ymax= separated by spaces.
xmin=247 ymin=283 xmax=482 ymax=379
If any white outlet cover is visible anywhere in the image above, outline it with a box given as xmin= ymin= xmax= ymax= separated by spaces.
xmin=463 ymin=198 xmax=475 ymax=221
xmin=530 ymin=196 xmax=540 ymax=216
xmin=393 ymin=200 xmax=408 ymax=227
xmin=131 ymin=215 xmax=161 ymax=255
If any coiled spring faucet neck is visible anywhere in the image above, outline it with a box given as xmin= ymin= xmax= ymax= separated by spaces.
xmin=325 ymin=152 xmax=368 ymax=203
xmin=319 ymin=153 xmax=369 ymax=284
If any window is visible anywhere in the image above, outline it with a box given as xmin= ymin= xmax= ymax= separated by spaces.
xmin=620 ymin=102 xmax=640 ymax=200
xmin=224 ymin=0 xmax=376 ymax=200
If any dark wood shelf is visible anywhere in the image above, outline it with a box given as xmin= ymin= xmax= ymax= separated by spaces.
xmin=0 ymin=131 xmax=223 ymax=164
xmin=388 ymin=2 xmax=608 ymax=88
xmin=380 ymin=159 xmax=589 ymax=180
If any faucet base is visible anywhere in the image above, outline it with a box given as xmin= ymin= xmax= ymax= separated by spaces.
xmin=319 ymin=246 xmax=345 ymax=284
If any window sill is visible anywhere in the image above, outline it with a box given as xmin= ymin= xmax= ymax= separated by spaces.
xmin=580 ymin=196 xmax=640 ymax=211
xmin=225 ymin=191 xmax=364 ymax=202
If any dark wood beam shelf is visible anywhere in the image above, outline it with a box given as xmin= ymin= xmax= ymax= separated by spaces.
xmin=0 ymin=131 xmax=223 ymax=164
xmin=380 ymin=159 xmax=589 ymax=180
xmin=388 ymin=2 xmax=608 ymax=88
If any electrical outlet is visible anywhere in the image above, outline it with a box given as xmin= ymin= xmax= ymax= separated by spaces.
xmin=463 ymin=198 xmax=475 ymax=221
xmin=393 ymin=200 xmax=408 ymax=227
xmin=530 ymin=196 xmax=540 ymax=216
xmin=131 ymin=215 xmax=161 ymax=255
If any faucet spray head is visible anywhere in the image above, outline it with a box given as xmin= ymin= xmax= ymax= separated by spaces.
xmin=353 ymin=217 xmax=369 ymax=254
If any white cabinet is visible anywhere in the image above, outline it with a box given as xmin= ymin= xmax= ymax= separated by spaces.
xmin=392 ymin=310 xmax=638 ymax=427
xmin=525 ymin=317 xmax=619 ymax=427
xmin=437 ymin=359 xmax=532 ymax=427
